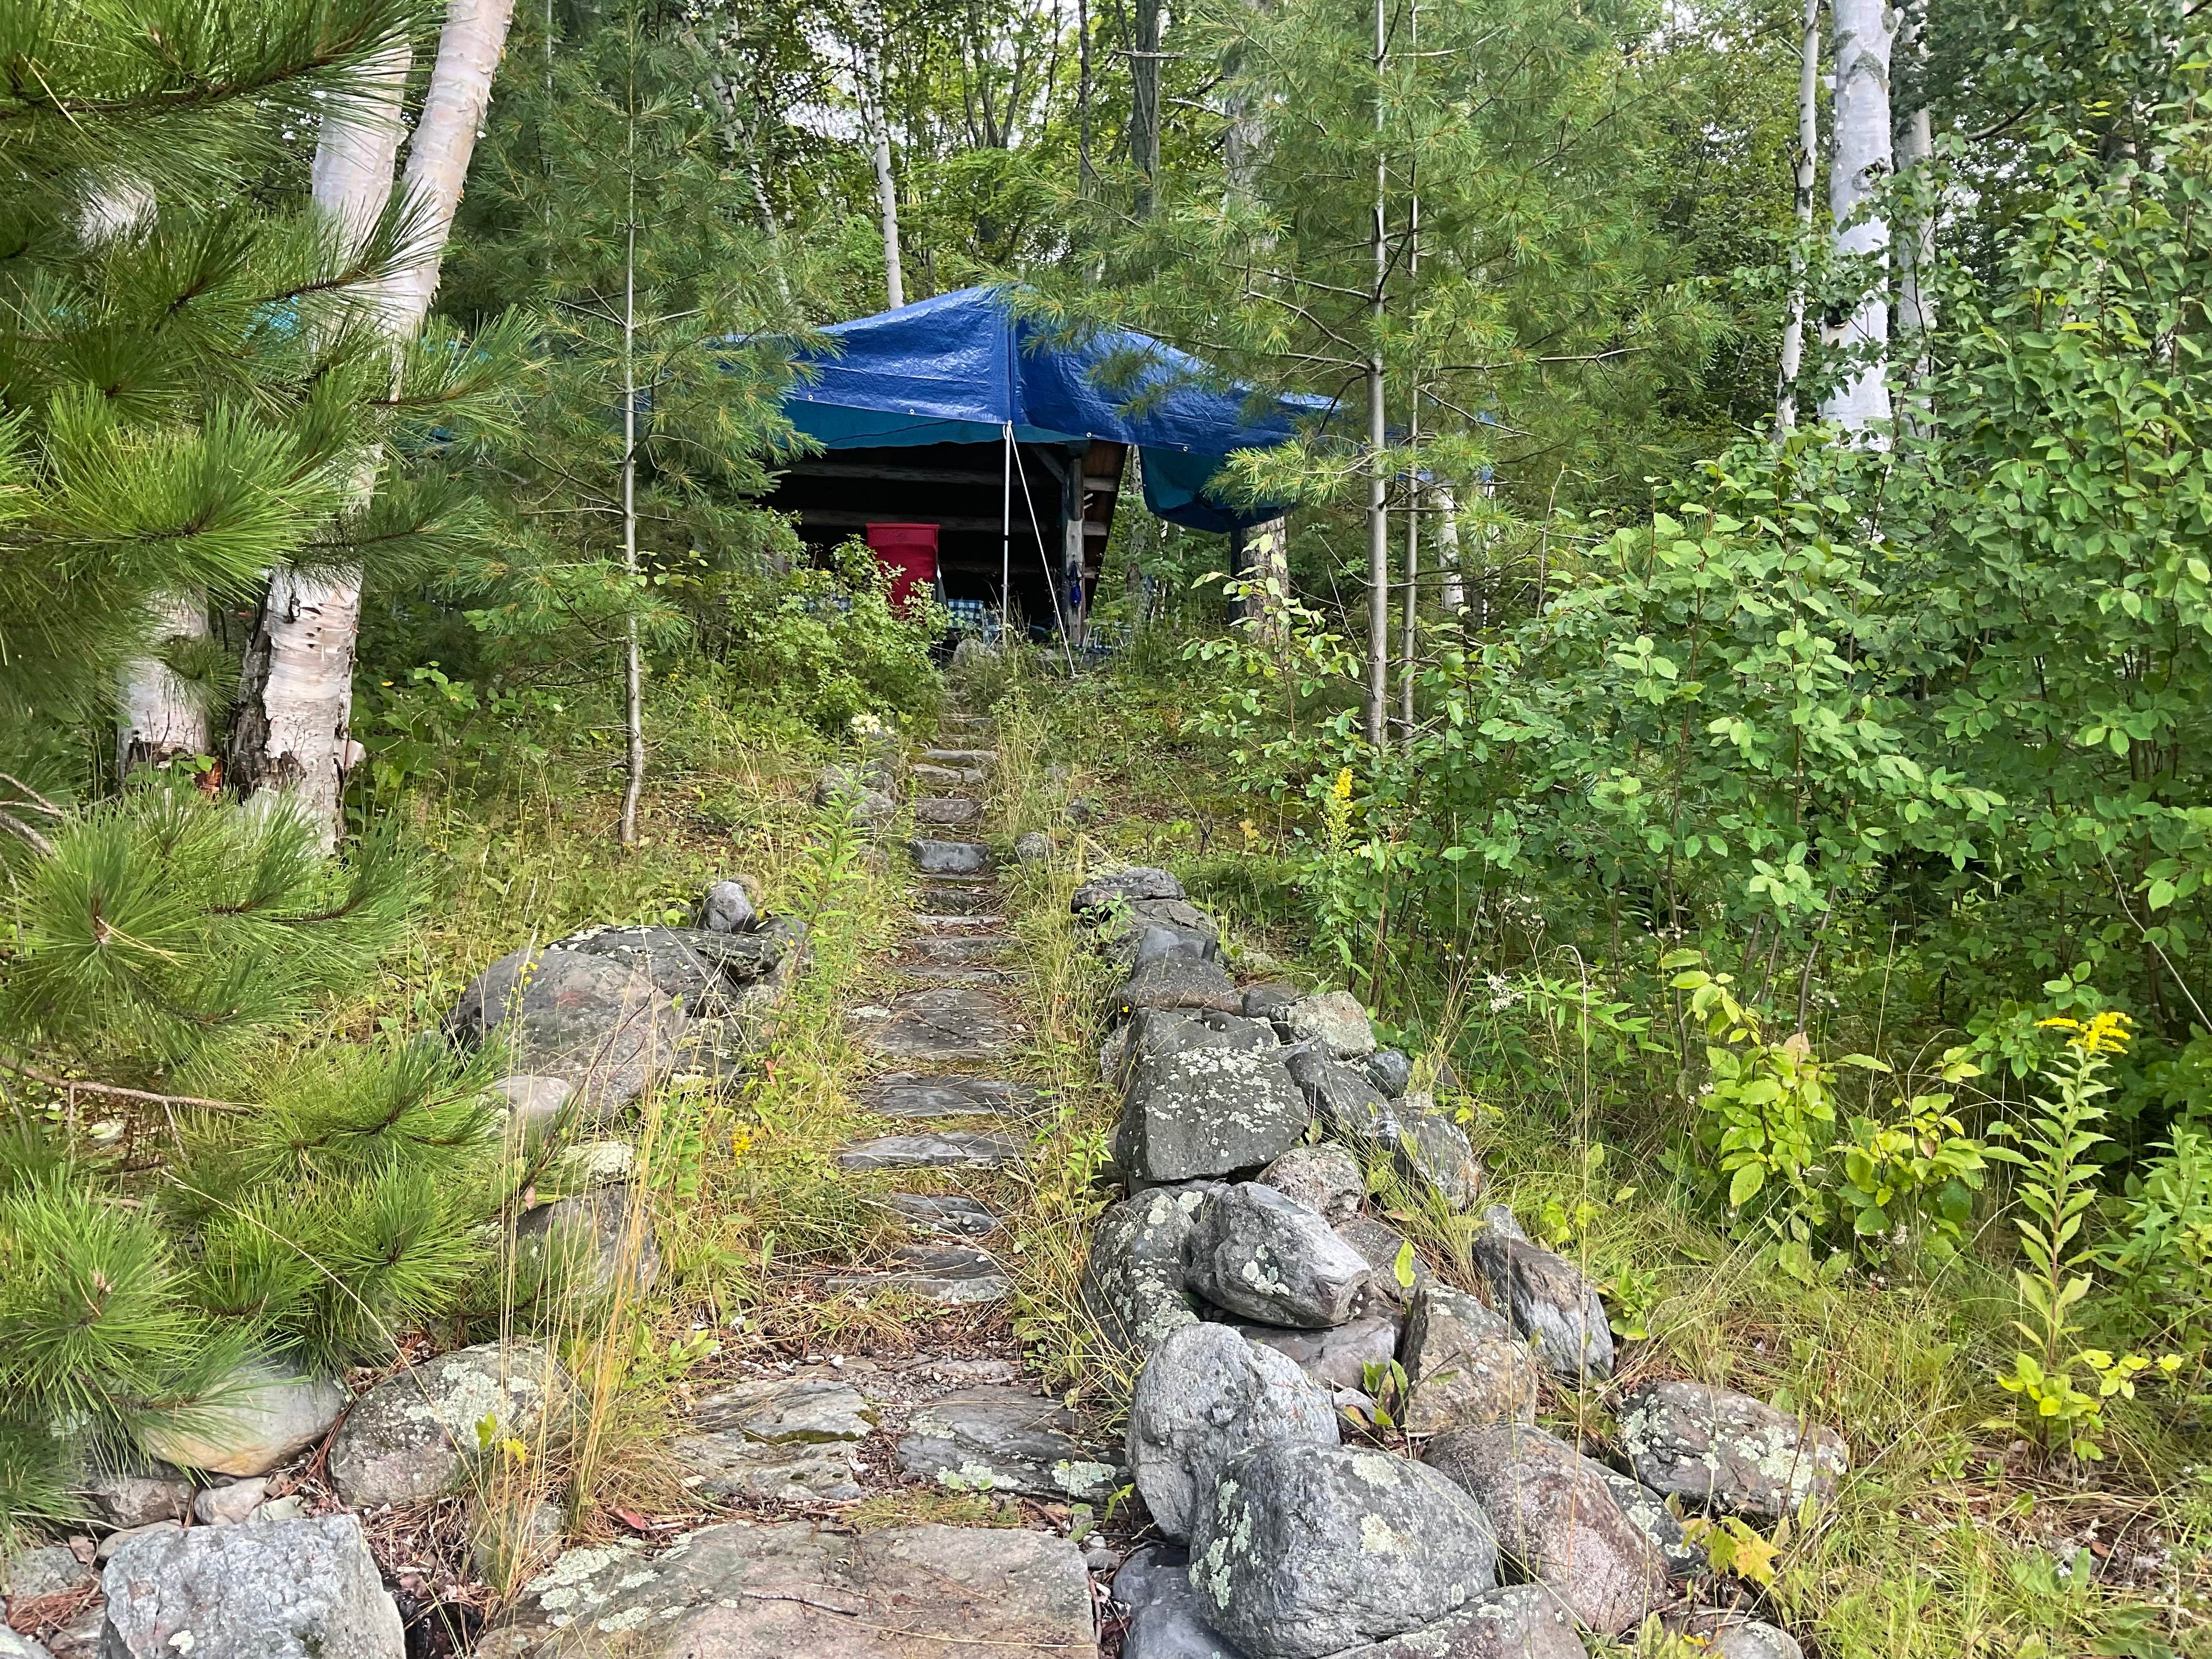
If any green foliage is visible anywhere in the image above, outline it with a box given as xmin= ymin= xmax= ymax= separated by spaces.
xmin=705 ymin=554 xmax=948 ymax=736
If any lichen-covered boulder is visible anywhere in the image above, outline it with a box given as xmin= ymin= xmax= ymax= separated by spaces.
xmin=1115 ymin=955 xmax=1244 ymax=1021
xmin=1282 ymin=991 xmax=1376 ymax=1058
xmin=1126 ymin=1324 xmax=1339 ymax=1539
xmin=1114 ymin=1545 xmax=1251 ymax=1659
xmin=99 ymin=1515 xmax=403 ymax=1659
xmin=1468 ymin=1207 xmax=1612 ymax=1379
xmin=328 ymin=1342 xmax=570 ymax=1509
xmin=1182 ymin=1183 xmax=1370 ymax=1328
xmin=1118 ymin=1047 xmax=1309 ymax=1184
xmin=1424 ymin=1422 xmax=1666 ymax=1635
xmin=894 ymin=1385 xmax=1120 ymax=1502
xmin=1334 ymin=1216 xmax=1430 ymax=1310
xmin=1187 ymin=1441 xmax=1498 ymax=1659
xmin=1321 ymin=1584 xmax=1586 ymax=1658
xmin=1399 ymin=1284 xmax=1541 ymax=1434
xmin=1083 ymin=1185 xmax=1213 ymax=1353
xmin=1074 ymin=867 xmax=1187 ymax=911
xmin=1256 ymin=1144 xmax=1365 ymax=1224
xmin=445 ymin=946 xmax=683 ymax=1116
xmin=141 ymin=1360 xmax=346 ymax=1479
xmin=1616 ymin=1379 xmax=1848 ymax=1520
xmin=1315 ymin=1086 xmax=1483 ymax=1211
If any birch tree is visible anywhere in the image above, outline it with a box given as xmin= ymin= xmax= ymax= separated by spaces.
xmin=1775 ymin=0 xmax=1821 ymax=433
xmin=1819 ymin=0 xmax=1894 ymax=436
xmin=228 ymin=0 xmax=517 ymax=845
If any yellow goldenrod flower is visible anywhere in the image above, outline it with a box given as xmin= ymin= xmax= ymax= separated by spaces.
xmin=1332 ymin=768 xmax=1353 ymax=804
xmin=2036 ymin=1010 xmax=2132 ymax=1054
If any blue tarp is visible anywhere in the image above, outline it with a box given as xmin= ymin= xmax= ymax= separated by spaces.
xmin=784 ymin=286 xmax=1324 ymax=533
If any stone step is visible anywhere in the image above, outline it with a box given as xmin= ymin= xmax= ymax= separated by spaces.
xmin=912 ymin=881 xmax=1001 ymax=915
xmin=914 ymin=763 xmax=986 ymax=787
xmin=912 ymin=837 xmax=990 ymax=875
xmin=823 ymin=1245 xmax=1012 ymax=1306
xmin=921 ymin=748 xmax=1000 ymax=767
xmin=894 ymin=1385 xmax=1121 ymax=1500
xmin=910 ymin=933 xmax=1018 ymax=961
xmin=861 ymin=1073 xmax=1045 ymax=1119
xmin=913 ymin=795 xmax=984 ymax=828
xmin=897 ymin=962 xmax=1028 ymax=986
xmin=914 ymin=911 xmax=1007 ymax=930
xmin=851 ymin=987 xmax=1028 ymax=1060
xmin=836 ymin=1128 xmax=1023 ymax=1170
xmin=883 ymin=1193 xmax=1000 ymax=1235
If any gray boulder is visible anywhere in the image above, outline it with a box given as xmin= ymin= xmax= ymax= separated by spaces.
xmin=1082 ymin=1186 xmax=1211 ymax=1353
xmin=1119 ymin=1043 xmax=1308 ymax=1186
xmin=76 ymin=1463 xmax=192 ymax=1528
xmin=1469 ymin=1207 xmax=1612 ymax=1379
xmin=1593 ymin=1465 xmax=1703 ymax=1578
xmin=1115 ymin=955 xmax=1243 ymax=1020
xmin=1256 ymin=1144 xmax=1364 ymax=1224
xmin=816 ymin=768 xmax=896 ymax=826
xmin=690 ymin=1378 xmax=876 ymax=1443
xmin=2 ymin=1544 xmax=91 ymax=1600
xmin=489 ymin=1075 xmax=573 ymax=1144
xmin=1221 ymin=1308 xmax=1402 ymax=1392
xmin=1400 ymin=1284 xmax=1541 ymax=1434
xmin=1132 ymin=924 xmax=1210 ymax=971
xmin=1241 ymin=983 xmax=1302 ymax=1022
xmin=1663 ymin=1610 xmax=1804 ymax=1659
xmin=1335 ymin=1216 xmax=1430 ymax=1309
xmin=1363 ymin=1049 xmax=1414 ymax=1096
xmin=698 ymin=879 xmax=757 ymax=933
xmin=477 ymin=1523 xmax=1093 ymax=1658
xmin=1424 ymin=1422 xmax=1666 ymax=1635
xmin=1114 ymin=1546 xmax=1250 ymax=1659
xmin=1188 ymin=1441 xmax=1498 ymax=1659
xmin=328 ymin=1342 xmax=569 ymax=1510
xmin=191 ymin=1476 xmax=268 ymax=1525
xmin=912 ymin=837 xmax=990 ymax=874
xmin=1073 ymin=867 xmax=1186 ymax=911
xmin=1184 ymin=1183 xmax=1372 ymax=1328
xmin=1126 ymin=1324 xmax=1339 ymax=1539
xmin=99 ymin=1515 xmax=403 ymax=1659
xmin=445 ymin=946 xmax=682 ymax=1116
xmin=895 ymin=1386 xmax=1120 ymax=1501
xmin=1282 ymin=991 xmax=1375 ymax=1058
xmin=139 ymin=1360 xmax=345 ymax=1479
xmin=1014 ymin=831 xmax=1053 ymax=863
xmin=550 ymin=922 xmax=800 ymax=1015
xmin=1316 ymin=1084 xmax=1484 ymax=1211
xmin=1615 ymin=1379 xmax=1848 ymax=1521
xmin=514 ymin=1182 xmax=661 ymax=1300
xmin=0 ymin=1631 xmax=53 ymax=1659
xmin=1099 ymin=898 xmax=1222 ymax=969
xmin=1323 ymin=1584 xmax=1586 ymax=1658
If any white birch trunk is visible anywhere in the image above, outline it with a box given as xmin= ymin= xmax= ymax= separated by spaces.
xmin=620 ymin=213 xmax=645 ymax=848
xmin=1895 ymin=16 xmax=1936 ymax=437
xmin=872 ymin=128 xmax=905 ymax=309
xmin=1432 ymin=483 xmax=1465 ymax=618
xmin=1365 ymin=0 xmax=1389 ymax=749
xmin=233 ymin=5 xmax=512 ymax=847
xmin=1819 ymin=0 xmax=1894 ymax=438
xmin=1775 ymin=0 xmax=1821 ymax=433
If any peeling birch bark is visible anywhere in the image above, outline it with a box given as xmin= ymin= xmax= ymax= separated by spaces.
xmin=1818 ymin=0 xmax=1895 ymax=439
xmin=117 ymin=593 xmax=211 ymax=775
xmin=1432 ymin=483 xmax=1465 ymax=619
xmin=1775 ymin=0 xmax=1821 ymax=433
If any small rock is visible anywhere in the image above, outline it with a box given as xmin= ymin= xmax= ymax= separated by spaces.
xmin=191 ymin=1476 xmax=269 ymax=1526
xmin=674 ymin=1434 xmax=863 ymax=1503
xmin=141 ymin=1360 xmax=346 ymax=1479
xmin=1126 ymin=1324 xmax=1340 ymax=1539
xmin=0 ymin=1629 xmax=54 ymax=1659
xmin=1469 ymin=1207 xmax=1612 ymax=1380
xmin=1099 ymin=899 xmax=1222 ymax=969
xmin=489 ymin=1075 xmax=573 ymax=1143
xmin=1222 ymin=1309 xmax=1402 ymax=1392
xmin=912 ymin=837 xmax=990 ymax=874
xmin=94 ymin=1522 xmax=179 ymax=1565
xmin=1132 ymin=924 xmax=1210 ymax=971
xmin=1114 ymin=1545 xmax=1251 ymax=1659
xmin=558 ymin=1138 xmax=635 ymax=1186
xmin=1325 ymin=1584 xmax=1585 ymax=1658
xmin=514 ymin=1182 xmax=661 ymax=1299
xmin=1241 ymin=982 xmax=1302 ymax=1022
xmin=692 ymin=1378 xmax=877 ymax=1443
xmin=1115 ymin=955 xmax=1244 ymax=1020
xmin=253 ymin=1495 xmax=305 ymax=1524
xmin=895 ymin=1386 xmax=1120 ymax=1501
xmin=1082 ymin=1186 xmax=1213 ymax=1353
xmin=1073 ymin=867 xmax=1186 ymax=911
xmin=1400 ymin=1284 xmax=1541 ymax=1434
xmin=1282 ymin=990 xmax=1375 ymax=1058
xmin=1424 ymin=1421 xmax=1666 ymax=1635
xmin=951 ymin=635 xmax=998 ymax=670
xmin=99 ymin=1515 xmax=404 ymax=1658
xmin=1663 ymin=1609 xmax=1805 ymax=1659
xmin=1118 ymin=1048 xmax=1308 ymax=1184
xmin=1183 ymin=1183 xmax=1371 ymax=1328
xmin=837 ymin=1130 xmax=1022 ymax=1170
xmin=1333 ymin=1216 xmax=1430 ymax=1308
xmin=1256 ymin=1144 xmax=1364 ymax=1224
xmin=477 ymin=1522 xmax=1093 ymax=1658
xmin=698 ymin=879 xmax=757 ymax=933
xmin=916 ymin=796 xmax=984 ymax=827
xmin=1187 ymin=1441 xmax=1498 ymax=1659
xmin=1 ymin=1543 xmax=91 ymax=1600
xmin=885 ymin=1192 xmax=999 ymax=1235
xmin=1615 ymin=1378 xmax=1848 ymax=1521
xmin=1014 ymin=831 xmax=1054 ymax=863
xmin=327 ymin=1342 xmax=569 ymax=1510
xmin=1363 ymin=1049 xmax=1413 ymax=1096
xmin=75 ymin=1463 xmax=191 ymax=1529
xmin=1301 ymin=1068 xmax=1482 ymax=1209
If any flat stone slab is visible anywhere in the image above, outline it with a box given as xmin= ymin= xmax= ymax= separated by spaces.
xmin=921 ymin=749 xmax=1000 ymax=767
xmin=884 ymin=1193 xmax=1000 ymax=1235
xmin=910 ymin=933 xmax=1017 ymax=961
xmin=853 ymin=988 xmax=1027 ymax=1061
xmin=896 ymin=1386 xmax=1121 ymax=1500
xmin=692 ymin=1378 xmax=877 ymax=1444
xmin=913 ymin=763 xmax=986 ymax=787
xmin=913 ymin=797 xmax=983 ymax=827
xmin=861 ymin=1074 xmax=1043 ymax=1119
xmin=911 ymin=882 xmax=1001 ymax=915
xmin=912 ymin=838 xmax=991 ymax=875
xmin=478 ymin=1522 xmax=1095 ymax=1658
xmin=896 ymin=963 xmax=1026 ymax=986
xmin=824 ymin=1246 xmax=1012 ymax=1306
xmin=673 ymin=1434 xmax=862 ymax=1503
xmin=913 ymin=912 xmax=1006 ymax=931
xmin=836 ymin=1130 xmax=1023 ymax=1170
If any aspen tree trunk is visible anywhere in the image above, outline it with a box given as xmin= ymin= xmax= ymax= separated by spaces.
xmin=1819 ymin=0 xmax=1894 ymax=437
xmin=1364 ymin=0 xmax=1389 ymax=749
xmin=619 ymin=212 xmax=645 ymax=847
xmin=1894 ymin=7 xmax=1936 ymax=434
xmin=90 ymin=179 xmax=213 ymax=776
xmin=1432 ymin=482 xmax=1464 ymax=618
xmin=872 ymin=127 xmax=905 ymax=308
xmin=1775 ymin=0 xmax=1820 ymax=433
xmin=1131 ymin=0 xmax=1163 ymax=217
xmin=230 ymin=3 xmax=512 ymax=847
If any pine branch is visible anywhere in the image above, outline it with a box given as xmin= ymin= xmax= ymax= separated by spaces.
xmin=0 ymin=1055 xmax=245 ymax=1111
